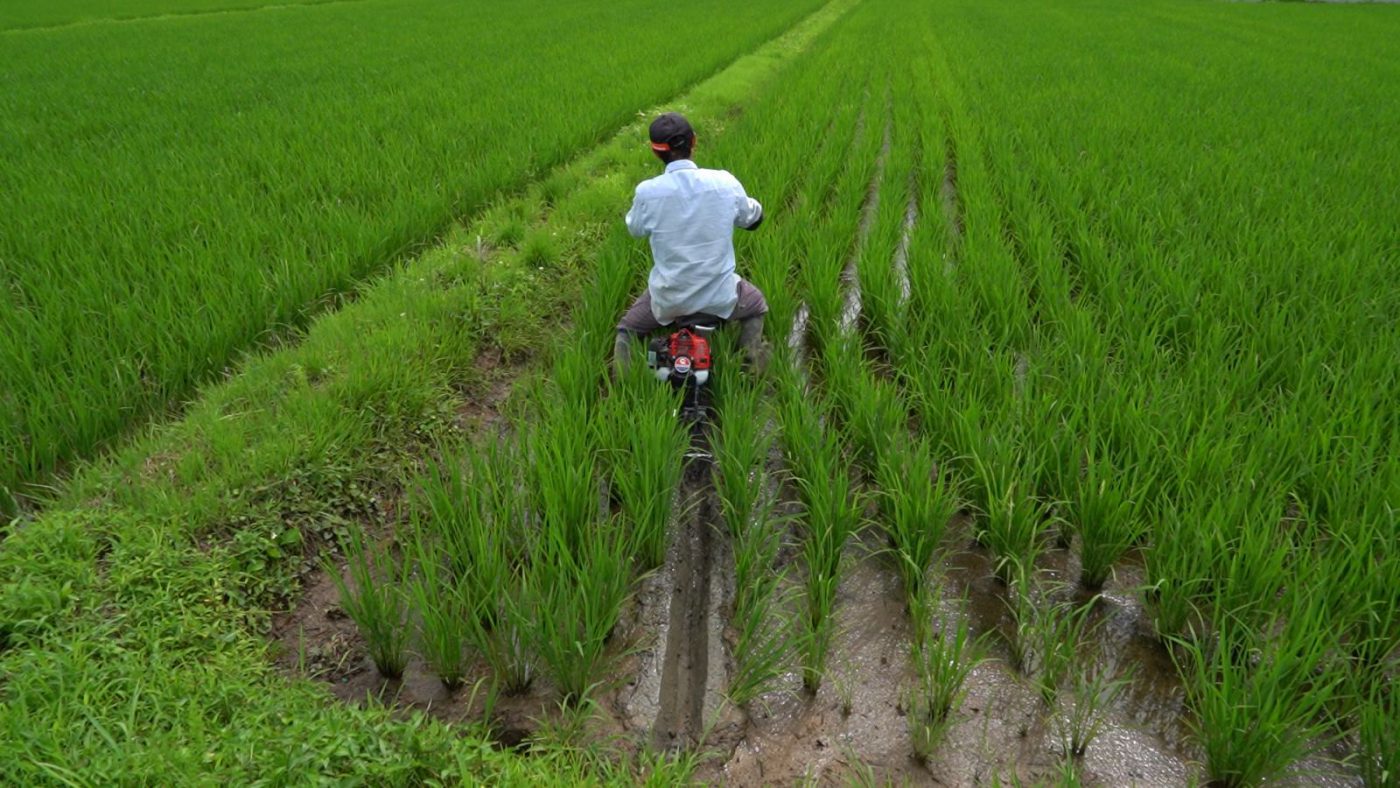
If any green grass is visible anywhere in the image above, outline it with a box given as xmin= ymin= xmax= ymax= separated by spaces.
xmin=0 ymin=510 xmax=692 ymax=785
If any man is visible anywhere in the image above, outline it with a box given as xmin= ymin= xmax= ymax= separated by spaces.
xmin=615 ymin=112 xmax=769 ymax=372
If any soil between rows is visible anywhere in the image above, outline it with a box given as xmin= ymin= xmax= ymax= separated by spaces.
xmin=271 ymin=514 xmax=1205 ymax=784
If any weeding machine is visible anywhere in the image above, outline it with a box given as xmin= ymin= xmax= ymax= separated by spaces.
xmin=646 ymin=314 xmax=721 ymax=425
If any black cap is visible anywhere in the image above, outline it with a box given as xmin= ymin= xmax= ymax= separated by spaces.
xmin=649 ymin=112 xmax=694 ymax=153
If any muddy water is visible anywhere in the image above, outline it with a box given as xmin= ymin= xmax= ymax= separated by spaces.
xmin=838 ymin=117 xmax=892 ymax=335
xmin=274 ymin=509 xmax=1361 ymax=785
xmin=706 ymin=528 xmax=1201 ymax=785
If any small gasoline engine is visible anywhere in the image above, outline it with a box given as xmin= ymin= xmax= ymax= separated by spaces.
xmin=646 ymin=325 xmax=714 ymax=422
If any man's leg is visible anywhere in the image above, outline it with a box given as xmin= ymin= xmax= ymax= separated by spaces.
xmin=616 ymin=289 xmax=662 ymax=372
xmin=731 ymin=279 xmax=770 ymax=373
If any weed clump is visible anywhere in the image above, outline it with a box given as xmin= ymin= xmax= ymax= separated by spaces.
xmin=519 ymin=229 xmax=562 ymax=269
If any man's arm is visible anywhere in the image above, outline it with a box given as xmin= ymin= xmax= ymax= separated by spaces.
xmin=625 ymin=189 xmax=651 ymax=238
xmin=731 ymin=177 xmax=764 ymax=231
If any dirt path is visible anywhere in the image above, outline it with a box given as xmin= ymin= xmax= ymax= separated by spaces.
xmin=647 ymin=453 xmax=732 ymax=750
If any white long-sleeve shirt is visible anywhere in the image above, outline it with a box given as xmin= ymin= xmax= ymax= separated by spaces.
xmin=625 ymin=159 xmax=763 ymax=324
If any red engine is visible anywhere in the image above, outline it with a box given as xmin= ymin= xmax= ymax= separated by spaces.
xmin=649 ymin=327 xmax=711 ymax=386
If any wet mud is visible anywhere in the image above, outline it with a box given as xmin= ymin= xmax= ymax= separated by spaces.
xmin=272 ymin=502 xmax=1362 ymax=786
xmin=644 ymin=456 xmax=736 ymax=750
xmin=701 ymin=523 xmax=1199 ymax=786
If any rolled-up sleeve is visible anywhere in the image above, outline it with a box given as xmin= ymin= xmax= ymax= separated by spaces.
xmin=625 ymin=191 xmax=651 ymax=237
xmin=731 ymin=178 xmax=762 ymax=229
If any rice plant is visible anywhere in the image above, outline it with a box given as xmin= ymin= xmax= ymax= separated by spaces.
xmin=416 ymin=443 xmax=521 ymax=623
xmin=327 ymin=529 xmax=409 ymax=679
xmin=1358 ymin=678 xmax=1399 ymax=788
xmin=433 ymin=443 xmax=538 ymax=694
xmin=1174 ymin=594 xmax=1347 ymax=787
xmin=1000 ymin=561 xmax=1094 ymax=708
xmin=1054 ymin=656 xmax=1131 ymax=760
xmin=906 ymin=589 xmax=981 ymax=764
xmin=1142 ymin=502 xmax=1211 ymax=643
xmin=726 ymin=510 xmax=798 ymax=706
xmin=529 ymin=397 xmax=599 ymax=558
xmin=518 ymin=518 xmax=633 ymax=705
xmin=601 ymin=373 xmax=688 ymax=570
xmin=876 ymin=437 xmax=960 ymax=625
xmin=965 ymin=430 xmax=1050 ymax=585
xmin=403 ymin=517 xmax=473 ymax=690
xmin=1327 ymin=533 xmax=1400 ymax=671
xmin=1072 ymin=447 xmax=1153 ymax=590
xmin=842 ymin=372 xmax=907 ymax=477
xmin=1031 ymin=594 xmax=1099 ymax=708
xmin=712 ymin=381 xmax=772 ymax=542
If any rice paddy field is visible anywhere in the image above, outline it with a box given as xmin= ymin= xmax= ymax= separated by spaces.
xmin=0 ymin=0 xmax=825 ymax=508
xmin=2 ymin=0 xmax=1398 ymax=784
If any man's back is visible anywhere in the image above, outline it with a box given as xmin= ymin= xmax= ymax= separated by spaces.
xmin=626 ymin=159 xmax=762 ymax=323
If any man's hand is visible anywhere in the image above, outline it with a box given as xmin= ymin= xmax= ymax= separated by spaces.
xmin=739 ymin=201 xmax=763 ymax=231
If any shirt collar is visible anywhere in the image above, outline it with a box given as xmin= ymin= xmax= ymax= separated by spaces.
xmin=664 ymin=159 xmax=698 ymax=173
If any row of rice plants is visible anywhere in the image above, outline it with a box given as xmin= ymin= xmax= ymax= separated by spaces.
xmin=701 ymin=10 xmax=892 ymax=697
xmin=809 ymin=22 xmax=1149 ymax=769
xmin=321 ymin=164 xmax=690 ymax=712
xmin=887 ymin=117 xmax=1069 ymax=698
xmin=721 ymin=11 xmax=1001 ymax=756
xmin=330 ymin=427 xmax=616 ymax=705
xmin=735 ymin=26 xmax=988 ymax=755
xmin=710 ymin=369 xmax=794 ymax=707
xmin=774 ymin=362 xmax=862 ymax=694
xmin=838 ymin=336 xmax=983 ymax=761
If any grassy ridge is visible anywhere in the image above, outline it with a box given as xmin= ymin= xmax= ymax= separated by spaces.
xmin=0 ymin=0 xmax=824 ymax=508
xmin=0 ymin=0 xmax=341 ymax=30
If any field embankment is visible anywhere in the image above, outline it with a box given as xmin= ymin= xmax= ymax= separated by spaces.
xmin=0 ymin=0 xmax=357 ymax=30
